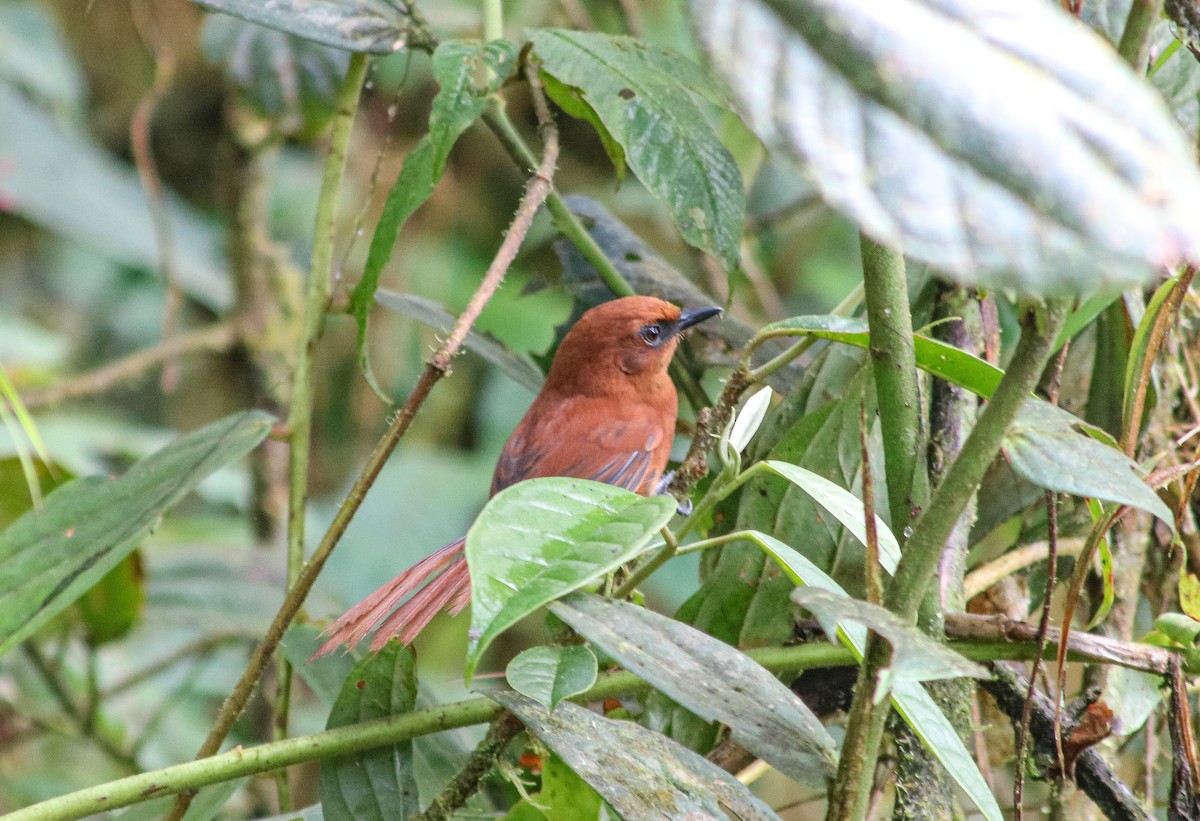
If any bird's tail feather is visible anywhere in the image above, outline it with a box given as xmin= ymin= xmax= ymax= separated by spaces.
xmin=311 ymin=536 xmax=468 ymax=659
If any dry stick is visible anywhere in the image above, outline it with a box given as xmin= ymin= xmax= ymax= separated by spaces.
xmin=164 ymin=63 xmax=560 ymax=821
xmin=1015 ymin=343 xmax=1070 ymax=819
xmin=128 ymin=0 xmax=183 ymax=392
xmin=20 ymin=322 xmax=238 ymax=410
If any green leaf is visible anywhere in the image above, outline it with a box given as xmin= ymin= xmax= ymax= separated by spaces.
xmin=490 ymin=691 xmax=780 ymax=820
xmin=541 ymin=71 xmax=626 ymax=183
xmin=791 ymin=587 xmax=987 ymax=683
xmin=506 ymin=645 xmax=598 ymax=711
xmin=755 ymin=315 xmax=1004 ymax=399
xmin=529 ymin=29 xmax=745 ymax=269
xmin=742 ymin=530 xmax=1002 ymax=821
xmin=760 ymin=459 xmax=900 ymax=574
xmin=1154 ymin=612 xmax=1200 ymax=645
xmin=0 ymin=411 xmax=272 ymax=658
xmin=375 ymin=290 xmax=545 ymax=393
xmin=1002 ymin=400 xmax=1174 ymax=527
xmin=1122 ymin=270 xmax=1180 ymax=435
xmin=320 ymin=641 xmax=420 ymax=821
xmin=0 ymin=85 xmax=230 ymax=310
xmin=1180 ymin=572 xmax=1200 ymax=622
xmin=202 ymin=14 xmax=349 ymax=133
xmin=550 ymin=593 xmax=837 ymax=788
xmin=691 ymin=0 xmax=1200 ymax=291
xmin=351 ymin=39 xmax=518 ymax=397
xmin=189 ymin=0 xmax=420 ymax=54
xmin=74 ymin=552 xmax=144 ymax=646
xmin=282 ymin=623 xmax=360 ymax=708
xmin=465 ymin=477 xmax=675 ymax=680
xmin=1105 ymin=664 xmax=1164 ymax=737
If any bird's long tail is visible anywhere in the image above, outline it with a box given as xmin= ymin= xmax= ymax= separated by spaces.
xmin=311 ymin=537 xmax=471 ymax=659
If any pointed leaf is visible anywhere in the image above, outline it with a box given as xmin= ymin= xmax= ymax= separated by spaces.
xmin=728 ymin=387 xmax=773 ymax=453
xmin=0 ymin=411 xmax=272 ymax=658
xmin=465 ymin=477 xmax=675 ymax=679
xmin=1002 ymin=400 xmax=1174 ymax=526
xmin=761 ymin=459 xmax=901 ymax=573
xmin=491 ymin=691 xmax=780 ymax=820
xmin=506 ymin=645 xmax=598 ymax=711
xmin=351 ymin=39 xmax=518 ymax=396
xmin=738 ymin=529 xmax=1003 ymax=821
xmin=529 ymin=29 xmax=745 ymax=268
xmin=691 ymin=0 xmax=1200 ymax=290
xmin=550 ymin=593 xmax=836 ymax=787
xmin=791 ymin=587 xmax=988 ymax=683
xmin=189 ymin=0 xmax=421 ymax=54
xmin=320 ymin=642 xmax=419 ymax=821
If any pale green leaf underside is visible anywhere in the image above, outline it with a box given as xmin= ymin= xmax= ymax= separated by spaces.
xmin=691 ymin=0 xmax=1200 ymax=291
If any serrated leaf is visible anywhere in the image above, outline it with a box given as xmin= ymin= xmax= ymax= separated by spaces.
xmin=351 ymin=39 xmax=518 ymax=397
xmin=190 ymin=0 xmax=418 ymax=54
xmin=0 ymin=411 xmax=272 ymax=658
xmin=691 ymin=0 xmax=1200 ymax=291
xmin=529 ymin=29 xmax=745 ymax=269
xmin=743 ymin=529 xmax=1002 ymax=821
xmin=490 ymin=691 xmax=780 ymax=820
xmin=541 ymin=71 xmax=626 ymax=183
xmin=1002 ymin=400 xmax=1174 ymax=526
xmin=464 ymin=477 xmax=675 ymax=680
xmin=375 ymin=290 xmax=545 ymax=392
xmin=320 ymin=642 xmax=419 ymax=821
xmin=202 ymin=14 xmax=348 ymax=132
xmin=506 ymin=645 xmax=598 ymax=711
xmin=550 ymin=593 xmax=836 ymax=788
xmin=791 ymin=587 xmax=987 ymax=683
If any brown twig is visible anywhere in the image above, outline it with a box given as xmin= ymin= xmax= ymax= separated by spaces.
xmin=20 ymin=322 xmax=238 ymax=410
xmin=413 ymin=712 xmax=523 ymax=821
xmin=128 ymin=0 xmax=183 ymax=392
xmin=166 ymin=59 xmax=560 ymax=819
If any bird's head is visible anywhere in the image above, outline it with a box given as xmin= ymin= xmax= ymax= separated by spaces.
xmin=547 ymin=296 xmax=722 ymax=394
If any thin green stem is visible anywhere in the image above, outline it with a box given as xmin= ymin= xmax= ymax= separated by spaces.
xmin=270 ymin=50 xmax=370 ymax=814
xmin=860 ymin=235 xmax=920 ymax=528
xmin=482 ymin=0 xmax=503 ymax=40
xmin=745 ymin=283 xmax=864 ymax=380
xmin=610 ymin=526 xmax=681 ymax=599
xmin=1116 ymin=0 xmax=1164 ymax=69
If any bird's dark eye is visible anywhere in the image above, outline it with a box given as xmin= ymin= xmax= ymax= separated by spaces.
xmin=639 ymin=323 xmax=664 ymax=346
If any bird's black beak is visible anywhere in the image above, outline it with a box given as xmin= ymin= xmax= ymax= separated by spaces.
xmin=677 ymin=305 xmax=722 ymax=332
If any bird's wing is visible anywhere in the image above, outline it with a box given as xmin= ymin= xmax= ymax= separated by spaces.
xmin=491 ymin=397 xmax=670 ymax=496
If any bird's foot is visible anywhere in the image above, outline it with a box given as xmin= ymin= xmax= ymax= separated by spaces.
xmin=655 ymin=471 xmax=693 ymax=516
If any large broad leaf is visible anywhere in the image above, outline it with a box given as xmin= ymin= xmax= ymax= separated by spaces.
xmin=1002 ymin=400 xmax=1174 ymax=526
xmin=529 ymin=30 xmax=745 ymax=269
xmin=791 ymin=587 xmax=987 ymax=683
xmin=320 ymin=642 xmax=419 ymax=821
xmin=375 ymin=290 xmax=544 ymax=393
xmin=189 ymin=0 xmax=420 ymax=54
xmin=550 ymin=593 xmax=836 ymax=788
xmin=464 ymin=477 xmax=675 ymax=680
xmin=491 ymin=691 xmax=780 ymax=821
xmin=0 ymin=85 xmax=230 ymax=310
xmin=0 ymin=411 xmax=272 ymax=657
xmin=504 ymin=751 xmax=608 ymax=820
xmin=740 ymin=530 xmax=1003 ymax=821
xmin=690 ymin=0 xmax=1200 ymax=291
xmin=505 ymin=645 xmax=598 ymax=711
xmin=351 ymin=39 xmax=518 ymax=397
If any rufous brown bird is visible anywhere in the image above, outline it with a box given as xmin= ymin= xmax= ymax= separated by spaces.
xmin=314 ymin=296 xmax=721 ymax=657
